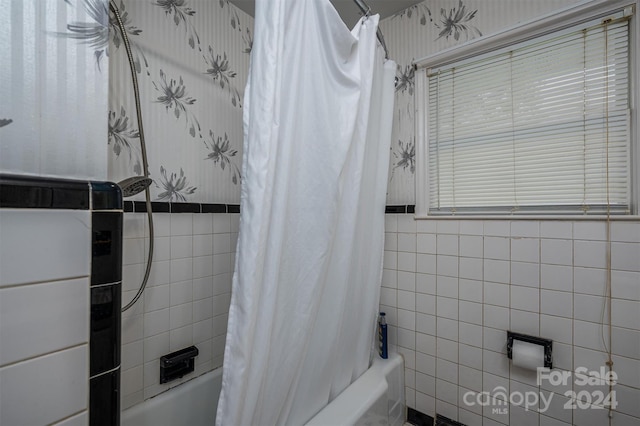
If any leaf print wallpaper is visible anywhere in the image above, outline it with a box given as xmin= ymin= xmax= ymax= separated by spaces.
xmin=242 ymin=27 xmax=253 ymax=54
xmin=395 ymin=64 xmax=415 ymax=96
xmin=204 ymin=130 xmax=241 ymax=185
xmin=156 ymin=166 xmax=198 ymax=201
xmin=204 ymin=46 xmax=243 ymax=107
xmin=392 ymin=0 xmax=482 ymax=42
xmin=109 ymin=1 xmax=150 ymax=75
xmin=108 ymin=107 xmax=142 ymax=175
xmin=154 ymin=0 xmax=201 ymax=50
xmin=379 ymin=0 xmax=584 ymax=205
xmin=152 ymin=69 xmax=202 ymax=138
xmin=218 ymin=0 xmax=245 ymax=32
xmin=103 ymin=0 xmax=583 ymax=206
xmin=390 ymin=138 xmax=415 ymax=182
xmin=108 ymin=0 xmax=251 ymax=204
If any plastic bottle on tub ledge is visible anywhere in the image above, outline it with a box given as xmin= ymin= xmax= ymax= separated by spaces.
xmin=378 ymin=312 xmax=388 ymax=359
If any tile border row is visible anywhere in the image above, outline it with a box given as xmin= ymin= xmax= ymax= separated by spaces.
xmin=0 ymin=175 xmax=415 ymax=215
xmin=124 ymin=202 xmax=415 ymax=214
xmin=407 ymin=407 xmax=435 ymax=425
xmin=0 ymin=174 xmax=121 ymax=210
xmin=123 ymin=201 xmax=239 ymax=214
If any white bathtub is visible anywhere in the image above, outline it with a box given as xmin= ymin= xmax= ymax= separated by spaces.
xmin=121 ymin=353 xmax=404 ymax=426
xmin=121 ymin=368 xmax=221 ymax=426
xmin=306 ymin=353 xmax=405 ymax=426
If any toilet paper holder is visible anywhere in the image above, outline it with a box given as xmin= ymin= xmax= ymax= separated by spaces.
xmin=507 ymin=331 xmax=553 ymax=369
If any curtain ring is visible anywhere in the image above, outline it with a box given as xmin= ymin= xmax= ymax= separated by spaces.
xmin=362 ymin=6 xmax=371 ymax=20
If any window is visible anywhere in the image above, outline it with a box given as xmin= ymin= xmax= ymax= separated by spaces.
xmin=415 ymin=2 xmax=637 ymax=216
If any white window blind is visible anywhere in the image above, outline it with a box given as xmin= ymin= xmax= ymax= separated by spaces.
xmin=427 ymin=15 xmax=631 ymax=215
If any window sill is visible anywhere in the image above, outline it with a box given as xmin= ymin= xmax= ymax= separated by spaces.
xmin=413 ymin=214 xmax=640 ymax=221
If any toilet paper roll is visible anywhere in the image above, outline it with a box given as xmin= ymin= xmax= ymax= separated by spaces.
xmin=512 ymin=339 xmax=545 ymax=370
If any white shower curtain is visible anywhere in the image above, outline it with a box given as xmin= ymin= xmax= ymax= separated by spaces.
xmin=216 ymin=0 xmax=395 ymax=424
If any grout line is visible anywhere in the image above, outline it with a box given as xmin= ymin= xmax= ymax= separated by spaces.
xmin=0 ymin=275 xmax=90 ymax=290
xmin=0 ymin=343 xmax=88 ymax=370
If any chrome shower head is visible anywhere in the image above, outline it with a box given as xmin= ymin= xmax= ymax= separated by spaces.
xmin=117 ymin=176 xmax=153 ymax=198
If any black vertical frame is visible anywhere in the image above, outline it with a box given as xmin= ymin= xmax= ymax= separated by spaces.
xmin=90 ymin=182 xmax=123 ymax=426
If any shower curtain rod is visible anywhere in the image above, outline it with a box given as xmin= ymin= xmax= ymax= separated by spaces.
xmin=352 ymin=0 xmax=389 ymax=59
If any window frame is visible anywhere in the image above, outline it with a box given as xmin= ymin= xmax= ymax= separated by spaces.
xmin=414 ymin=0 xmax=640 ymax=218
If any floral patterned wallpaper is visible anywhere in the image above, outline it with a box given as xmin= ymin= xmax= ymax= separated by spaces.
xmin=37 ymin=0 xmax=588 ymax=205
xmin=105 ymin=0 xmax=251 ymax=204
xmin=380 ymin=0 xmax=583 ymax=205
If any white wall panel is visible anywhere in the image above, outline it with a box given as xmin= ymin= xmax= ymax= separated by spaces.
xmin=0 ymin=277 xmax=89 ymax=367
xmin=0 ymin=346 xmax=88 ymax=426
xmin=0 ymin=209 xmax=91 ymax=287
xmin=0 ymin=0 xmax=108 ymax=180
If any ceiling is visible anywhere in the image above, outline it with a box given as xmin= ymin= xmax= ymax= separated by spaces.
xmin=228 ymin=0 xmax=423 ymax=27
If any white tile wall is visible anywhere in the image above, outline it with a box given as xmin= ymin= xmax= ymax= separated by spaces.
xmin=0 ymin=208 xmax=91 ymax=424
xmin=0 ymin=210 xmax=91 ymax=287
xmin=382 ymin=216 xmax=640 ymax=426
xmin=0 ymin=277 xmax=89 ymax=366
xmin=120 ymin=213 xmax=238 ymax=409
xmin=0 ymin=346 xmax=88 ymax=426
xmin=52 ymin=411 xmax=89 ymax=426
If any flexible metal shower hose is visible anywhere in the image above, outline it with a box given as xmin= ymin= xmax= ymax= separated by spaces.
xmin=110 ymin=0 xmax=155 ymax=312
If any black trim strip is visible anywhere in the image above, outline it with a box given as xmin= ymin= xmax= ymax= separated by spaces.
xmin=1 ymin=175 xmax=416 ymax=216
xmin=91 ymin=212 xmax=123 ymax=286
xmin=0 ymin=175 xmax=125 ymax=211
xmin=170 ymin=202 xmax=200 ymax=213
xmin=91 ymin=182 xmax=123 ymax=210
xmin=435 ymin=414 xmax=465 ymax=426
xmin=0 ymin=174 xmax=90 ymax=209
xmin=132 ymin=201 xmax=170 ymax=213
xmin=202 ymin=203 xmax=226 ymax=213
xmin=386 ymin=205 xmax=407 ymax=214
xmin=89 ymin=364 xmax=121 ymax=380
xmin=121 ymin=202 xmax=417 ymax=214
xmin=90 ymin=283 xmax=121 ymax=375
xmin=407 ymin=407 xmax=434 ymax=426
xmin=89 ymin=369 xmax=120 ymax=426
